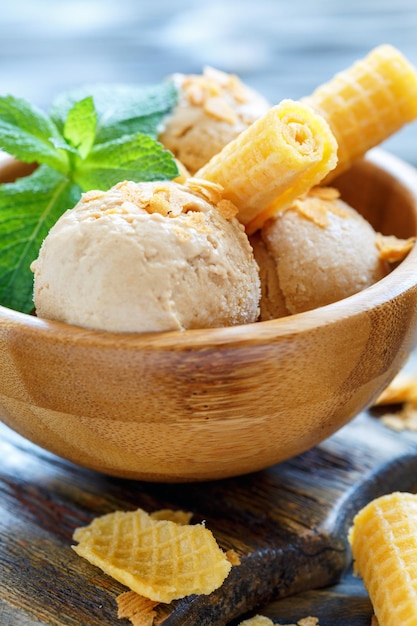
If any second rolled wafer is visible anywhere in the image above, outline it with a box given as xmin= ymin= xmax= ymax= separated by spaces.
xmin=302 ymin=44 xmax=417 ymax=182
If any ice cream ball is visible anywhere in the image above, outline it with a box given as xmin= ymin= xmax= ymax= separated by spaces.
xmin=158 ymin=66 xmax=270 ymax=174
xmin=31 ymin=179 xmax=261 ymax=333
xmin=252 ymin=187 xmax=391 ymax=318
xmin=249 ymin=233 xmax=291 ymax=320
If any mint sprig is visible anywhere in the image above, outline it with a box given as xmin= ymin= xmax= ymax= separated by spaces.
xmin=50 ymin=82 xmax=178 ymax=143
xmin=0 ymin=95 xmax=70 ymax=173
xmin=63 ymin=95 xmax=97 ymax=159
xmin=74 ymin=133 xmax=179 ymax=190
xmin=0 ymin=83 xmax=180 ymax=314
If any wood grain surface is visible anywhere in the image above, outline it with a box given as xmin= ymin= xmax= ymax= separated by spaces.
xmin=2 ymin=406 xmax=417 ymax=626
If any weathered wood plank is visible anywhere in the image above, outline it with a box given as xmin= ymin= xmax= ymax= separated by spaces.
xmin=1 ymin=410 xmax=417 ymax=625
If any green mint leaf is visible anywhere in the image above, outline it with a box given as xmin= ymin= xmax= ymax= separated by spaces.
xmin=63 ymin=96 xmax=97 ymax=158
xmin=0 ymin=165 xmax=81 ymax=313
xmin=50 ymin=82 xmax=178 ymax=144
xmin=73 ymin=133 xmax=179 ymax=191
xmin=0 ymin=95 xmax=69 ymax=173
xmin=0 ymin=83 xmax=181 ymax=314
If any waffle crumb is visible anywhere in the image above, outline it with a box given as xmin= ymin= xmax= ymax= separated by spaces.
xmin=374 ymin=372 xmax=417 ymax=432
xmin=238 ymin=616 xmax=319 ymax=626
xmin=225 ymin=548 xmax=241 ymax=566
xmin=149 ymin=509 xmax=193 ymax=525
xmin=116 ymin=591 xmax=158 ymax=626
xmin=376 ymin=233 xmax=415 ymax=263
xmin=375 ymin=373 xmax=417 ymax=405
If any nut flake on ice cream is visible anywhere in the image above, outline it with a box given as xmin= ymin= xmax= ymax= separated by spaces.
xmin=31 ymin=179 xmax=261 ymax=333
xmin=158 ymin=66 xmax=270 ymax=174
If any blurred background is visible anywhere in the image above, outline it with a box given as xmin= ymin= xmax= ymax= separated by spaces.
xmin=1 ymin=0 xmax=417 ymax=164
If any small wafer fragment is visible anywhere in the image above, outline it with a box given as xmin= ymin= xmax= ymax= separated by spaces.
xmin=373 ymin=372 xmax=417 ymax=432
xmin=195 ymin=99 xmax=338 ymax=233
xmin=72 ymin=507 xmax=232 ymax=603
xmin=374 ymin=373 xmax=417 ymax=405
xmin=302 ymin=44 xmax=417 ymax=182
xmin=348 ymin=492 xmax=417 ymax=626
xmin=149 ymin=509 xmax=193 ymax=525
xmin=116 ymin=591 xmax=158 ymax=626
xmin=376 ymin=234 xmax=415 ymax=263
xmin=238 ymin=617 xmax=319 ymax=626
xmin=238 ymin=617 xmax=273 ymax=626
xmin=225 ymin=548 xmax=241 ymax=566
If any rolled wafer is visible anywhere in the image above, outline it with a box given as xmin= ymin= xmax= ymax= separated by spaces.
xmin=302 ymin=44 xmax=417 ymax=182
xmin=349 ymin=492 xmax=417 ymax=626
xmin=195 ymin=99 xmax=338 ymax=234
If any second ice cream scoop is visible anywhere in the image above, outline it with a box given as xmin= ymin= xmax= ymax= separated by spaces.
xmin=251 ymin=187 xmax=392 ymax=319
xmin=158 ymin=66 xmax=270 ymax=175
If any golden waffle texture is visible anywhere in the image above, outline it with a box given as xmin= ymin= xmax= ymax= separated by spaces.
xmin=196 ymin=98 xmax=338 ymax=233
xmin=349 ymin=492 xmax=417 ymax=625
xmin=303 ymin=44 xmax=417 ymax=182
xmin=73 ymin=508 xmax=232 ymax=603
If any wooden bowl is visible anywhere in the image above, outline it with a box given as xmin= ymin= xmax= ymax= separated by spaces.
xmin=1 ymin=149 xmax=417 ymax=482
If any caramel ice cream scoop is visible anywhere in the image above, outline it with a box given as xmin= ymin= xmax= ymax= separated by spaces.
xmin=252 ymin=188 xmax=391 ymax=318
xmin=158 ymin=66 xmax=270 ymax=174
xmin=31 ymin=179 xmax=260 ymax=333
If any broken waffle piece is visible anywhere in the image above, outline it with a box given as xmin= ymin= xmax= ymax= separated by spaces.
xmin=72 ymin=507 xmax=232 ymax=603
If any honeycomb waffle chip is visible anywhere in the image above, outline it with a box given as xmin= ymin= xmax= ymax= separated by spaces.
xmin=116 ymin=591 xmax=158 ymax=626
xmin=72 ymin=507 xmax=232 ymax=603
